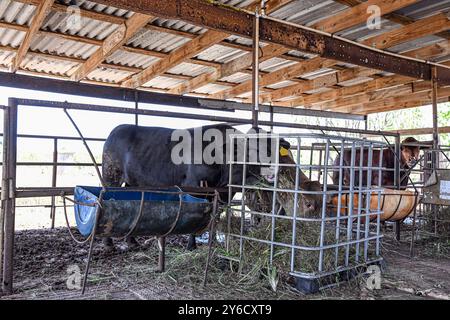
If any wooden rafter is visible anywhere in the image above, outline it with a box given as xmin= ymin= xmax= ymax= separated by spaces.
xmin=309 ymin=0 xmax=420 ymax=34
xmin=120 ymin=0 xmax=262 ymax=89
xmin=347 ymin=87 xmax=450 ymax=114
xmin=167 ymin=0 xmax=296 ymax=95
xmin=210 ymin=0 xmax=422 ymax=100
xmin=11 ymin=0 xmax=55 ymax=73
xmin=281 ymin=40 xmax=450 ymax=108
xmin=70 ymin=13 xmax=154 ymax=82
xmin=177 ymin=0 xmax=419 ymax=98
xmin=89 ymin=0 xmax=450 ymax=86
xmin=16 ymin=0 xmax=280 ymax=64
xmin=253 ymin=12 xmax=450 ymax=104
xmin=121 ymin=30 xmax=229 ymax=88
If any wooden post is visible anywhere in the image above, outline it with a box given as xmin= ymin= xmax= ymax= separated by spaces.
xmin=2 ymin=99 xmax=17 ymax=294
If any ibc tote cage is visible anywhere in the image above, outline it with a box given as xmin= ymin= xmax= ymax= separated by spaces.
xmin=224 ymin=133 xmax=387 ymax=293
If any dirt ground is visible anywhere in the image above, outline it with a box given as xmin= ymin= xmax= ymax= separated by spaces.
xmin=1 ymin=227 xmax=449 ymax=300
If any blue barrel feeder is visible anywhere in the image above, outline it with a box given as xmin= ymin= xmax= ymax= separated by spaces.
xmin=74 ymin=186 xmax=214 ymax=239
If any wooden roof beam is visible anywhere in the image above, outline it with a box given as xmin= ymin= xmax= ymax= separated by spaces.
xmin=182 ymin=0 xmax=418 ymax=99
xmin=333 ymin=0 xmax=450 ymax=40
xmin=120 ymin=0 xmax=262 ymax=89
xmin=282 ymin=40 xmax=450 ymax=107
xmin=256 ymin=12 xmax=450 ymax=104
xmin=210 ymin=0 xmax=427 ymax=100
xmin=337 ymin=86 xmax=450 ymax=114
xmin=167 ymin=0 xmax=295 ymax=95
xmin=70 ymin=13 xmax=154 ymax=82
xmin=90 ymin=0 xmax=450 ymax=85
xmin=11 ymin=0 xmax=55 ymax=73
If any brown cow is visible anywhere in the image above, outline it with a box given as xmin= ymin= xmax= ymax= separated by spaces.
xmin=332 ymin=137 xmax=421 ymax=189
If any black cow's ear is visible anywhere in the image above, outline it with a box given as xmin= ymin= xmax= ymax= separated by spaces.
xmin=280 ymin=138 xmax=291 ymax=149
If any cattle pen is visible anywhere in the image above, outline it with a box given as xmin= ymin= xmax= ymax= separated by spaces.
xmin=0 ymin=0 xmax=450 ymax=301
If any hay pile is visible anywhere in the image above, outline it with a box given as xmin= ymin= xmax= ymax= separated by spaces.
xmin=219 ymin=166 xmax=376 ymax=290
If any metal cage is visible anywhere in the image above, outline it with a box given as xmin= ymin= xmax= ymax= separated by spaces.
xmin=223 ymin=133 xmax=388 ymax=293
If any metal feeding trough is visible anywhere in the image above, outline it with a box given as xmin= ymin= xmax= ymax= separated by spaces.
xmin=74 ymin=186 xmax=214 ymax=238
xmin=62 ymin=185 xmax=219 ymax=295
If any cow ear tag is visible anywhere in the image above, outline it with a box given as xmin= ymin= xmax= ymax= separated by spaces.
xmin=280 ymin=147 xmax=289 ymax=157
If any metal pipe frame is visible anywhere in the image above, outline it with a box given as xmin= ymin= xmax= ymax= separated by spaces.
xmin=0 ymin=72 xmax=365 ymax=122
xmin=225 ymin=133 xmax=385 ymax=283
xmin=2 ymin=99 xmax=17 ymax=294
xmin=12 ymin=98 xmax=392 ymax=136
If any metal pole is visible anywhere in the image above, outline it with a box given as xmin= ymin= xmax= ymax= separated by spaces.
xmin=432 ymin=66 xmax=439 ymax=150
xmin=394 ymin=135 xmax=401 ymax=241
xmin=134 ymin=90 xmax=139 ymax=126
xmin=2 ymin=99 xmax=17 ymax=294
xmin=252 ymin=9 xmax=260 ymax=129
xmin=158 ymin=237 xmax=166 ymax=273
xmin=270 ymin=104 xmax=274 ymax=132
xmin=50 ymin=138 xmax=58 ymax=229
xmin=0 ymin=106 xmax=10 ymax=286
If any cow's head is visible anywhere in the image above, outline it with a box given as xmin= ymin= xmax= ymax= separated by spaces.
xmin=401 ymin=137 xmax=421 ymax=168
xmin=245 ymin=128 xmax=292 ymax=183
xmin=299 ymin=180 xmax=323 ymax=217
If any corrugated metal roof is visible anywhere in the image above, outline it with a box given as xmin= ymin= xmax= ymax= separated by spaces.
xmin=194 ymin=83 xmax=233 ymax=94
xmin=31 ymin=33 xmax=98 ymax=59
xmin=220 ymin=72 xmax=252 ymax=83
xmin=395 ymin=0 xmax=450 ymax=19
xmin=196 ymin=44 xmax=247 ymax=63
xmin=87 ymin=66 xmax=132 ymax=83
xmin=168 ymin=62 xmax=215 ymax=77
xmin=270 ymin=0 xmax=347 ymax=26
xmin=0 ymin=0 xmax=449 ymax=115
xmin=20 ymin=53 xmax=78 ymax=76
xmin=142 ymin=75 xmax=186 ymax=89
xmin=106 ymin=49 xmax=159 ymax=69
xmin=127 ymin=29 xmax=191 ymax=53
xmin=0 ymin=27 xmax=24 ymax=47
xmin=0 ymin=48 xmax=15 ymax=67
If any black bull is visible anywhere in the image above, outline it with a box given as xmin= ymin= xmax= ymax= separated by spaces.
xmin=101 ymin=124 xmax=290 ymax=250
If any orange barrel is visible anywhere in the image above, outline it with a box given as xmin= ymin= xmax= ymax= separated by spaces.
xmin=330 ymin=188 xmax=417 ymax=222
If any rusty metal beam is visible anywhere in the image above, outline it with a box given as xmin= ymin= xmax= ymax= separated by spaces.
xmin=91 ymin=0 xmax=450 ymax=86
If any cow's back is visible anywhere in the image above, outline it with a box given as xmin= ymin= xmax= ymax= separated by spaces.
xmin=332 ymin=148 xmax=400 ymax=188
xmin=102 ymin=125 xmax=178 ymax=187
xmin=102 ymin=124 xmax=237 ymax=189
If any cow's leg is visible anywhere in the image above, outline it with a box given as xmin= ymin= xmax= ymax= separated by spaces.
xmin=126 ymin=236 xmax=140 ymax=249
xmin=187 ymin=234 xmax=197 ymax=251
xmin=102 ymin=237 xmax=114 ymax=253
